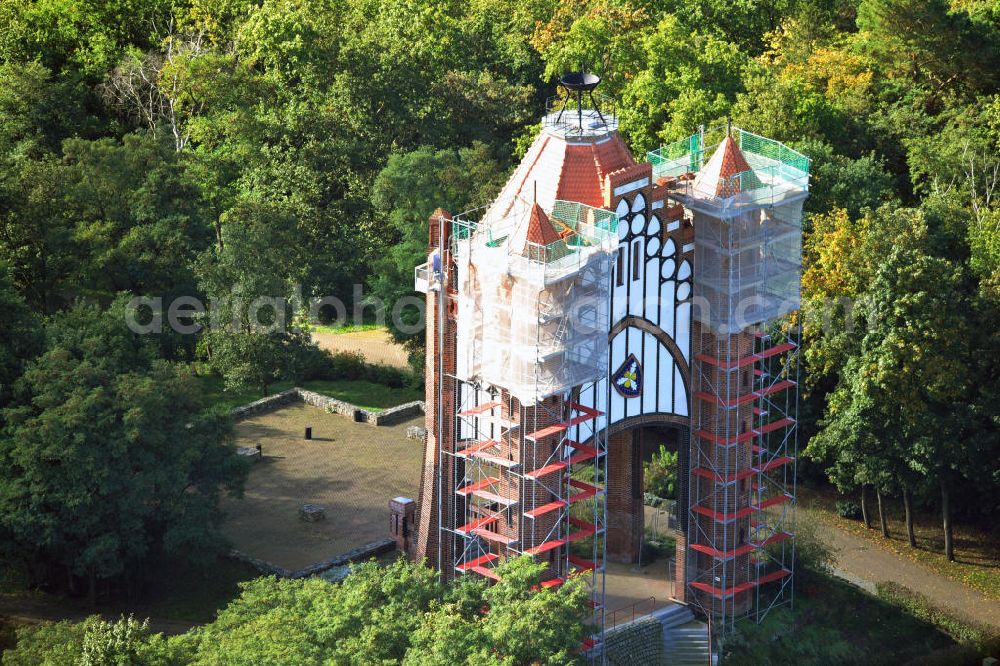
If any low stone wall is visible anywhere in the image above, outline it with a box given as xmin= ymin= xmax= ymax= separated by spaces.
xmin=297 ymin=388 xmax=368 ymax=420
xmin=603 ymin=616 xmax=668 ymax=666
xmin=372 ymin=400 xmax=424 ymax=425
xmin=231 ymin=387 xmax=425 ymax=426
xmin=230 ymin=538 xmax=397 ymax=579
xmin=229 ymin=389 xmax=299 ymax=420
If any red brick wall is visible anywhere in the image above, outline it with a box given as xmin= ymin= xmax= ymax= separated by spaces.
xmin=412 ymin=210 xmax=461 ymax=579
xmin=606 ymin=429 xmax=642 ymax=563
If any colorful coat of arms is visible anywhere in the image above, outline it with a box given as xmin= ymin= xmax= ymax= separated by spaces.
xmin=612 ymin=353 xmax=642 ymax=398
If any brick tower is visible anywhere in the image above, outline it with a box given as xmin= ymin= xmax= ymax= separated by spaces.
xmin=653 ymin=129 xmax=807 ymax=631
xmin=414 ymin=76 xmax=810 ymax=643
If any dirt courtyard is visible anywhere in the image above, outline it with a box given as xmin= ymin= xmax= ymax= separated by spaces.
xmin=220 ymin=403 xmax=424 ymax=570
xmin=312 ymin=328 xmax=410 ymax=369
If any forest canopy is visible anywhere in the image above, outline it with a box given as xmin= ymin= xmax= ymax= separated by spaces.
xmin=0 ymin=0 xmax=998 ymax=613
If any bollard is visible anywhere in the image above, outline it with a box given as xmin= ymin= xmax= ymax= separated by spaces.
xmin=305 ymin=426 xmax=312 ymax=440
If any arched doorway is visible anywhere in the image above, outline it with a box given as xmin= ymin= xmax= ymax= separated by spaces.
xmin=605 ymin=416 xmax=687 ymax=564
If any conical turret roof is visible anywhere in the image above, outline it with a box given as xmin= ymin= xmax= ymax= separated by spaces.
xmin=692 ymin=136 xmax=754 ymax=198
xmin=511 ymin=202 xmax=569 ymax=260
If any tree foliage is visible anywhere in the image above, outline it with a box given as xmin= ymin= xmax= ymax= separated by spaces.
xmin=0 ymin=300 xmax=247 ymax=597
xmin=3 ymin=558 xmax=590 ymax=664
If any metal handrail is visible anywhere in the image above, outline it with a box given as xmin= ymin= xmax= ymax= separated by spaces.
xmin=607 ymin=596 xmax=656 ymax=628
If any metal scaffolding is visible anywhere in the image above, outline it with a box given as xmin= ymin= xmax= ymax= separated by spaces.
xmin=437 ymin=196 xmax=619 ymax=653
xmin=649 ymin=125 xmax=809 ymax=634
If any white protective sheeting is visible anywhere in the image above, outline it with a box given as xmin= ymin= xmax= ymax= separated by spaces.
xmin=452 ymin=197 xmax=618 ymax=405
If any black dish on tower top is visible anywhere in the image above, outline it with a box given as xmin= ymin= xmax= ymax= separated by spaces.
xmin=560 ymin=71 xmax=601 ymax=92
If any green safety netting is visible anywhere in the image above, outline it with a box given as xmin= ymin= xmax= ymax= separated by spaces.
xmin=648 ymin=126 xmax=810 ymax=186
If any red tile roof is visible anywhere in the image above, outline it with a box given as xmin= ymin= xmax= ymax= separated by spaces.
xmin=556 ymin=138 xmax=635 ymax=208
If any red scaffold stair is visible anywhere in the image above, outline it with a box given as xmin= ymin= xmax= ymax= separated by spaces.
xmin=456 ymin=440 xmax=498 ymax=458
xmin=456 ymin=477 xmax=517 ymax=507
xmin=470 ymin=566 xmax=501 ymax=581
xmin=525 ymin=537 xmax=567 ymax=556
xmin=458 ymin=401 xmax=501 ymax=416
xmin=694 ymin=379 xmax=796 ymax=408
xmin=691 ymin=494 xmax=793 ymax=522
xmin=524 ymin=402 xmax=602 ymax=441
xmin=568 ymin=479 xmax=601 ymax=503
xmin=523 ymin=442 xmax=603 ymax=479
xmin=691 ymin=456 xmax=795 ymax=484
xmin=457 ymin=515 xmax=498 ymax=534
xmin=690 ymin=568 xmax=791 ymax=599
xmin=523 ymin=499 xmax=568 ymax=519
xmin=567 ymin=442 xmax=601 ymax=464
xmin=456 ymin=553 xmax=498 ymax=572
xmin=689 ymin=532 xmax=793 ymax=560
xmin=473 ymin=528 xmax=518 ymax=545
xmin=567 ymin=517 xmax=597 ymax=542
xmin=469 ymin=448 xmax=520 ymax=468
xmin=568 ymin=554 xmax=597 ymax=571
xmin=524 ymin=460 xmax=568 ymax=479
xmin=694 ymin=341 xmax=797 ymax=370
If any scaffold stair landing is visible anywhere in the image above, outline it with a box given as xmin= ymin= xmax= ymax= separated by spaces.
xmin=691 ymin=456 xmax=795 ymax=483
xmin=456 ymin=553 xmax=498 ymax=572
xmin=523 ymin=442 xmax=602 ymax=479
xmin=456 ymin=477 xmax=518 ymax=507
xmin=689 ymin=531 xmax=792 ymax=560
xmin=457 ymin=515 xmax=497 ymax=534
xmin=473 ymin=528 xmax=518 ymax=545
xmin=458 ymin=401 xmax=501 ymax=416
xmin=691 ymin=493 xmax=793 ymax=522
xmin=470 ymin=566 xmax=501 ymax=582
xmin=457 ymin=440 xmax=498 ymax=458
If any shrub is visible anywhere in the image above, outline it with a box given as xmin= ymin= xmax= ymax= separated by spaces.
xmin=787 ymin=515 xmax=834 ymax=578
xmin=641 ymin=529 xmax=675 ymax=563
xmin=835 ymin=500 xmax=863 ymax=520
xmin=365 ymin=361 xmax=408 ymax=388
xmin=328 ymin=350 xmax=367 ymax=380
xmin=288 ymin=343 xmax=336 ymax=382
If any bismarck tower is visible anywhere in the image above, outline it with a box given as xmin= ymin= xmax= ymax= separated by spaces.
xmin=413 ymin=72 xmax=809 ymax=642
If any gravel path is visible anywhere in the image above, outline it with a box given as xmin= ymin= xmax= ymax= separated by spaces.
xmin=818 ymin=521 xmax=1000 ymax=630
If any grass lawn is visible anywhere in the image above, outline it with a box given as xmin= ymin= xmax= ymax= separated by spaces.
xmin=721 ymin=571 xmax=957 ymax=665
xmin=194 ymin=375 xmax=423 ymax=413
xmin=799 ymin=484 xmax=1000 ymax=601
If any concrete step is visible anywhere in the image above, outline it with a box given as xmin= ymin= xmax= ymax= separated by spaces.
xmin=663 ymin=620 xmax=712 ymax=666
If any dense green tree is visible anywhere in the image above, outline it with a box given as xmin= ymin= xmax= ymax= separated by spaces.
xmin=0 ymin=0 xmax=166 ymax=80
xmin=809 ymin=244 xmax=995 ymax=557
xmin=368 ymin=143 xmax=509 ymax=351
xmin=4 ymin=558 xmax=589 ymax=664
xmin=0 ymin=264 xmax=42 ymax=411
xmin=0 ymin=300 xmax=247 ymax=600
xmin=856 ymin=0 xmax=1000 ymax=95
xmin=797 ymin=139 xmax=897 ymax=219
xmin=195 ymin=200 xmax=316 ymax=396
